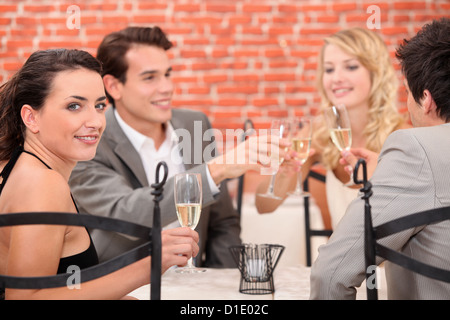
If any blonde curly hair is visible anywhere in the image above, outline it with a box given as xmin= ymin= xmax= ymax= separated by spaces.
xmin=314 ymin=27 xmax=405 ymax=169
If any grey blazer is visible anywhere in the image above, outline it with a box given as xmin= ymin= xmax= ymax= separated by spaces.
xmin=310 ymin=123 xmax=450 ymax=299
xmin=69 ymin=108 xmax=241 ymax=267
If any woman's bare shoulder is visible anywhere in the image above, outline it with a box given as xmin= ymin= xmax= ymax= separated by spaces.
xmin=5 ymin=166 xmax=73 ymax=212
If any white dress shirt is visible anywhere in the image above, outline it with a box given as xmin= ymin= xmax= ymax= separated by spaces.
xmin=114 ymin=109 xmax=220 ymax=229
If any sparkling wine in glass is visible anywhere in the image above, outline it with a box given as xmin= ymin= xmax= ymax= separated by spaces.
xmin=257 ymin=119 xmax=293 ymax=200
xmin=288 ymin=118 xmax=312 ymax=197
xmin=174 ymin=173 xmax=205 ymax=273
xmin=329 ymin=128 xmax=352 ymax=152
xmin=324 ymin=104 xmax=354 ymax=185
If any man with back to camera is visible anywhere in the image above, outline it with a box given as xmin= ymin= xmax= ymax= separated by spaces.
xmin=310 ymin=18 xmax=450 ymax=299
xmin=69 ymin=26 xmax=286 ymax=267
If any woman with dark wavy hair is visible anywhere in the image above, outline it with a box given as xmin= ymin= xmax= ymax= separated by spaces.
xmin=0 ymin=49 xmax=198 ymax=299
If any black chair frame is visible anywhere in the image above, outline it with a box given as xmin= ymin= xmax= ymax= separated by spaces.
xmin=0 ymin=212 xmax=151 ymax=289
xmin=303 ymin=169 xmax=332 ymax=267
xmin=0 ymin=161 xmax=168 ymax=300
xmin=354 ymin=158 xmax=450 ymax=300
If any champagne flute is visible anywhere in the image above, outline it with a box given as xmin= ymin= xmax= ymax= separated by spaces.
xmin=324 ymin=104 xmax=354 ymax=186
xmin=174 ymin=173 xmax=206 ymax=273
xmin=257 ymin=119 xmax=293 ymax=200
xmin=288 ymin=118 xmax=312 ymax=197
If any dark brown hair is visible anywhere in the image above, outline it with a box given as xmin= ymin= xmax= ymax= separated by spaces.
xmin=0 ymin=49 xmax=102 ymax=161
xmin=96 ymin=26 xmax=173 ymax=105
xmin=396 ymin=18 xmax=450 ymax=122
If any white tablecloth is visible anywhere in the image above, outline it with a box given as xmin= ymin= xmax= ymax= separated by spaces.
xmin=130 ymin=186 xmax=389 ymax=300
xmin=130 ymin=267 xmax=272 ymax=300
xmin=129 ymin=265 xmax=387 ymax=300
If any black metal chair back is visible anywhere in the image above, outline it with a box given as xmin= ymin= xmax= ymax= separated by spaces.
xmin=353 ymin=159 xmax=450 ymax=300
xmin=0 ymin=161 xmax=168 ymax=300
xmin=303 ymin=170 xmax=332 ymax=267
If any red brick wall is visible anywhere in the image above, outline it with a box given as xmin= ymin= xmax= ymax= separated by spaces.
xmin=1 ymin=0 xmax=449 ymax=132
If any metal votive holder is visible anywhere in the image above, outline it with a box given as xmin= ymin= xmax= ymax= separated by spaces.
xmin=229 ymin=243 xmax=284 ymax=295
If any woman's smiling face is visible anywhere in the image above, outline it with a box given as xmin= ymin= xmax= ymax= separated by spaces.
xmin=322 ymin=44 xmax=372 ymax=111
xmin=30 ymin=68 xmax=107 ymax=162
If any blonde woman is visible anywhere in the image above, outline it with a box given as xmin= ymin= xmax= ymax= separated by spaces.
xmin=256 ymin=27 xmax=410 ymax=229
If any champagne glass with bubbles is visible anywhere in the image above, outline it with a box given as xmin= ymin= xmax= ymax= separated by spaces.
xmin=288 ymin=118 xmax=312 ymax=197
xmin=174 ymin=173 xmax=205 ymax=273
xmin=324 ymin=104 xmax=354 ymax=186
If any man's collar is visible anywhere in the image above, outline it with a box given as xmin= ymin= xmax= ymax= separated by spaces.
xmin=113 ymin=108 xmax=178 ymax=152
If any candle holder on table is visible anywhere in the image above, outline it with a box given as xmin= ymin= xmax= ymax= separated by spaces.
xmin=229 ymin=243 xmax=284 ymax=295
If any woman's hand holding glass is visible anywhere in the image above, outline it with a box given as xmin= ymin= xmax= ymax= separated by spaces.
xmin=339 ymin=147 xmax=379 ymax=182
xmin=161 ymin=227 xmax=199 ymax=274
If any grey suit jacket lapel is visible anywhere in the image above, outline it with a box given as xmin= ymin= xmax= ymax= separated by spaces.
xmin=104 ymin=108 xmax=200 ymax=186
xmin=104 ymin=108 xmax=149 ymax=187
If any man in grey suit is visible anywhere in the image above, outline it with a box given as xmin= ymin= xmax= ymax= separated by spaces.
xmin=310 ymin=18 xmax=450 ymax=299
xmin=69 ymin=26 xmax=281 ymax=267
